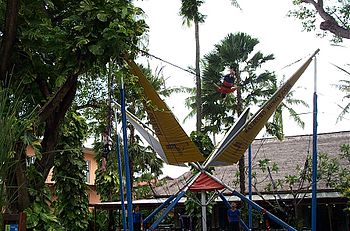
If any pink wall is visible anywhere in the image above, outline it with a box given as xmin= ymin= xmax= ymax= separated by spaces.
xmin=26 ymin=146 xmax=101 ymax=204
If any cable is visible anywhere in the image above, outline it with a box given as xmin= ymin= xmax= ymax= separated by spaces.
xmin=139 ymin=49 xmax=196 ymax=76
xmin=279 ymin=52 xmax=312 ymax=71
xmin=138 ymin=49 xmax=226 ymax=88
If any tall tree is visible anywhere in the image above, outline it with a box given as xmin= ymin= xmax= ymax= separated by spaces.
xmin=82 ymin=62 xmax=173 ymax=207
xmin=180 ymin=0 xmax=206 ymax=132
xmin=53 ymin=112 xmax=90 ymax=231
xmin=186 ymin=32 xmax=307 ymax=194
xmin=202 ymin=32 xmax=276 ymax=194
xmin=0 ymin=0 xmax=147 ymax=214
xmin=179 ymin=0 xmax=241 ymax=132
xmin=289 ymin=0 xmax=350 ymax=42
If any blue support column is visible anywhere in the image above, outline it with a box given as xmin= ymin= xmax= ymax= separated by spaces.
xmin=218 ymin=193 xmax=231 ymax=208
xmin=240 ymin=219 xmax=250 ymax=231
xmin=115 ymin=132 xmax=127 ymax=230
xmin=311 ymin=55 xmax=318 ymax=231
xmin=147 ymin=191 xmax=186 ymax=231
xmin=232 ymin=191 xmax=297 ymax=231
xmin=218 ymin=193 xmax=250 ymax=231
xmin=143 ymin=194 xmax=176 ymax=224
xmin=248 ymin=144 xmax=252 ymax=229
xmin=121 ymin=82 xmax=134 ymax=231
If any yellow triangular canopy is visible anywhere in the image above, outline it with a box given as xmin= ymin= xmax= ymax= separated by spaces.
xmin=206 ymin=49 xmax=319 ymax=166
xmin=125 ymin=59 xmax=205 ymax=165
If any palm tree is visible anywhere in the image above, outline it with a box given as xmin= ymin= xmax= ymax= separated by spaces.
xmin=179 ymin=0 xmax=241 ymax=132
xmin=269 ymin=84 xmax=309 ymax=140
xmin=180 ymin=0 xmax=206 ymax=132
xmin=187 ymin=32 xmax=307 ymax=193
xmin=203 ymin=32 xmax=276 ymax=193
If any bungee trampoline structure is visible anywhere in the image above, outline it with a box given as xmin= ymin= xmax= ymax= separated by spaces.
xmin=112 ymin=49 xmax=320 ymax=231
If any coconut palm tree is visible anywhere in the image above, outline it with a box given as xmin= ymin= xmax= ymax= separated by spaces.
xmin=179 ymin=0 xmax=241 ymax=132
xmin=202 ymin=32 xmax=276 ymax=193
xmin=179 ymin=0 xmax=206 ymax=132
xmin=186 ymin=32 xmax=308 ymax=193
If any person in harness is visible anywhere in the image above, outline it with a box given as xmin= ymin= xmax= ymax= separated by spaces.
xmin=217 ymin=65 xmax=238 ymax=99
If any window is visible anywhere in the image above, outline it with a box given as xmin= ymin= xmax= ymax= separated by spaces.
xmin=84 ymin=160 xmax=90 ymax=184
xmin=26 ymin=156 xmax=36 ymax=166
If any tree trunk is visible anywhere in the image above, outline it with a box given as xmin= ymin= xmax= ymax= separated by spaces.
xmin=236 ymin=70 xmax=245 ymax=194
xmin=15 ymin=144 xmax=30 ymax=211
xmin=195 ymin=20 xmax=201 ymax=132
xmin=33 ymin=74 xmax=78 ymax=193
xmin=0 ymin=0 xmax=20 ymax=82
xmin=293 ymin=200 xmax=299 ymax=227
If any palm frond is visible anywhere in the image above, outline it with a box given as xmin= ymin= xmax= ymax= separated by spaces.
xmin=282 ymin=103 xmax=306 ymax=128
xmin=330 ymin=63 xmax=350 ymax=122
xmin=336 ymin=103 xmax=350 ymax=122
xmin=229 ymin=0 xmax=242 ymax=10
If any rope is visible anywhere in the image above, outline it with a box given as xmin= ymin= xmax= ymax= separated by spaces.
xmin=139 ymin=49 xmax=196 ymax=76
xmin=279 ymin=52 xmax=313 ymax=70
xmin=137 ymin=49 xmax=225 ymax=87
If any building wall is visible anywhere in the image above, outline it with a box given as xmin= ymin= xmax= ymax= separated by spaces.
xmin=26 ymin=146 xmax=101 ymax=204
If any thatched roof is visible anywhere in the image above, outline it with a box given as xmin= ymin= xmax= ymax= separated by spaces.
xmin=153 ymin=131 xmax=350 ymax=197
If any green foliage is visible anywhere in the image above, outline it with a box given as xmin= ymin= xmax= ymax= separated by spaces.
xmin=0 ymin=87 xmax=18 ymax=214
xmin=94 ymin=139 xmax=121 ymax=202
xmin=332 ymin=64 xmax=350 ymax=122
xmin=52 ymin=111 xmax=90 ymax=231
xmin=337 ymin=144 xmax=350 ymax=214
xmin=189 ymin=131 xmax=215 ymax=158
xmin=180 ymin=0 xmax=206 ymax=26
xmin=94 ymin=134 xmax=163 ymax=201
xmin=196 ymin=32 xmax=279 ymax=135
xmin=184 ymin=191 xmax=213 ymax=230
xmin=25 ymin=166 xmax=63 ymax=231
xmin=258 ymin=159 xmax=270 ymax=172
xmin=0 ymin=84 xmax=38 ymax=221
xmin=129 ymin=135 xmax=163 ymax=179
xmin=289 ymin=0 xmax=350 ymax=42
xmin=1 ymin=0 xmax=148 ymax=218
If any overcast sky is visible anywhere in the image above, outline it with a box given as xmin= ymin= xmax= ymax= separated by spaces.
xmin=134 ymin=0 xmax=350 ymax=178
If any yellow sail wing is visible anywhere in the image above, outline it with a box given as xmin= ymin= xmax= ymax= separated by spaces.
xmin=207 ymin=49 xmax=320 ymax=166
xmin=125 ymin=58 xmax=205 ymax=165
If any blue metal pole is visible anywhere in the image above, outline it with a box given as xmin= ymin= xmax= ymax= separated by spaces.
xmin=218 ymin=192 xmax=231 ymax=208
xmin=115 ymin=132 xmax=127 ymax=230
xmin=147 ymin=191 xmax=186 ymax=231
xmin=232 ymin=191 xmax=297 ymax=231
xmin=248 ymin=144 xmax=252 ymax=229
xmin=121 ymin=81 xmax=134 ymax=231
xmin=143 ymin=194 xmax=176 ymax=224
xmin=218 ymin=192 xmax=250 ymax=231
xmin=240 ymin=219 xmax=250 ymax=231
xmin=311 ymin=55 xmax=318 ymax=231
